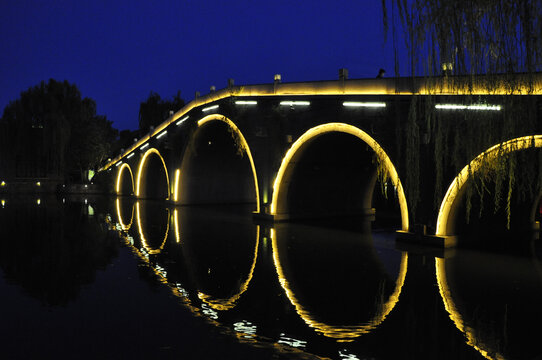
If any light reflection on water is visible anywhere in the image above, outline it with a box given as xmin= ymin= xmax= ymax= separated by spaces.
xmin=0 ymin=196 xmax=540 ymax=359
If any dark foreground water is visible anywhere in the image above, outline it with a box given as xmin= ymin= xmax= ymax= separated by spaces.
xmin=0 ymin=196 xmax=541 ymax=360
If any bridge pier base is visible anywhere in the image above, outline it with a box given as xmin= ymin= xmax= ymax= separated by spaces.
xmin=396 ymin=226 xmax=457 ymax=248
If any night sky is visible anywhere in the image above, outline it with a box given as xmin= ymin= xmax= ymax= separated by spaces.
xmin=1 ymin=1 xmax=401 ymax=131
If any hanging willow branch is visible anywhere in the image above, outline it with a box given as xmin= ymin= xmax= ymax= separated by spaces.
xmin=382 ymin=0 xmax=542 ymax=227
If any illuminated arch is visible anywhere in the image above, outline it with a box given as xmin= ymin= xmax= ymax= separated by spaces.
xmin=116 ymin=163 xmax=134 ymax=195
xmin=270 ymin=122 xmax=409 ymax=231
xmin=435 ymin=258 xmax=504 ymax=360
xmin=135 ymin=147 xmax=170 ymax=199
xmin=271 ymin=228 xmax=408 ymax=340
xmin=436 ymin=135 xmax=542 ymax=237
xmin=197 ymin=226 xmax=260 ymax=311
xmin=191 ymin=114 xmax=260 ymax=212
xmin=115 ymin=197 xmax=134 ymax=231
xmin=135 ymin=201 xmax=170 ymax=255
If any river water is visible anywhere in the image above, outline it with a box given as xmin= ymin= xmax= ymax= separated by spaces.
xmin=0 ymin=196 xmax=540 ymax=359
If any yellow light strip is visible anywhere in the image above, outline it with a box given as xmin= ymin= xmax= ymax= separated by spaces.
xmin=270 ymin=122 xmax=409 ymax=232
xmin=197 ymin=226 xmax=260 ymax=311
xmin=173 ymin=209 xmax=180 ymax=243
xmin=436 ymin=135 xmax=542 ymax=236
xmin=435 ymin=258 xmax=503 ymax=360
xmin=135 ymin=201 xmax=170 ymax=255
xmin=173 ymin=169 xmax=181 ymax=202
xmin=115 ymin=163 xmax=134 ymax=194
xmin=197 ymin=114 xmax=261 ymax=213
xmin=100 ymin=74 xmax=542 ymax=172
xmin=115 ymin=197 xmax=134 ymax=231
xmin=271 ymin=228 xmax=408 ymax=340
xmin=135 ymin=148 xmax=171 ymax=199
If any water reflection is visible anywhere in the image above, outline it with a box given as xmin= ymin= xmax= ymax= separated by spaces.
xmin=436 ymin=237 xmax=542 ymax=360
xmin=271 ymin=223 xmax=407 ymax=342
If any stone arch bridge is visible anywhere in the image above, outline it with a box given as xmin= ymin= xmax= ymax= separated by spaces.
xmin=99 ymin=75 xmax=542 ymax=247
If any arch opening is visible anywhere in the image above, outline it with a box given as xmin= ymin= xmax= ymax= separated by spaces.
xmin=136 ymin=148 xmax=170 ymax=200
xmin=436 ymin=136 xmax=542 ymax=239
xmin=271 ymin=123 xmax=408 ymax=231
xmin=178 ymin=115 xmax=259 ymax=210
xmin=116 ymin=163 xmax=134 ymax=196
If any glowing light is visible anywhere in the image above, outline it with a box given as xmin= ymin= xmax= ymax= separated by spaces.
xmin=173 ymin=209 xmax=180 ymax=243
xmin=173 ymin=169 xmax=181 ymax=202
xmin=36 ymin=199 xmax=41 ymax=205
xmin=270 ymin=122 xmax=409 ymax=232
xmin=202 ymin=104 xmax=219 ymax=112
xmin=156 ymin=130 xmax=167 ymax=139
xmin=135 ymin=148 xmax=170 ymax=199
xmin=176 ymin=116 xmax=189 ymax=126
xmin=135 ymin=201 xmax=169 ymax=255
xmin=0 ymin=181 xmax=5 ymax=186
xmin=235 ymin=100 xmax=257 ymax=105
xmin=435 ymin=104 xmax=501 ymax=111
xmin=115 ymin=161 xmax=123 ymax=167
xmin=197 ymin=114 xmax=260 ymax=213
xmin=343 ymin=101 xmax=386 ymax=107
xmin=115 ymin=163 xmax=134 ymax=195
xmin=1 ymin=200 xmax=5 ymax=208
xmin=116 ymin=198 xmax=134 ymax=231
xmin=140 ymin=143 xmax=149 ymax=151
xmin=279 ymin=101 xmax=310 ymax=106
xmin=126 ymin=153 xmax=135 ymax=159
xmin=36 ymin=182 xmax=41 ymax=186
xmin=436 ymin=135 xmax=542 ymax=237
xmin=270 ymin=228 xmax=408 ymax=340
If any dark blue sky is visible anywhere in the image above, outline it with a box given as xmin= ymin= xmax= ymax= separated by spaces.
xmin=1 ymin=1 xmax=402 ymax=131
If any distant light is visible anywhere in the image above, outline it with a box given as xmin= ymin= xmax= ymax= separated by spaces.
xmin=176 ymin=116 xmax=189 ymax=126
xmin=435 ymin=104 xmax=501 ymax=111
xmin=84 ymin=184 xmax=88 ymax=188
xmin=127 ymin=152 xmax=135 ymax=159
xmin=280 ymin=101 xmax=310 ymax=106
xmin=156 ymin=131 xmax=167 ymax=139
xmin=343 ymin=101 xmax=386 ymax=108
xmin=115 ymin=162 xmax=123 ymax=167
xmin=140 ymin=143 xmax=149 ymax=151
xmin=36 ymin=199 xmax=41 ymax=205
xmin=202 ymin=104 xmax=219 ymax=112
xmin=235 ymin=100 xmax=257 ymax=105
xmin=1 ymin=200 xmax=5 ymax=208
xmin=0 ymin=181 xmax=5 ymax=187
xmin=36 ymin=181 xmax=41 ymax=186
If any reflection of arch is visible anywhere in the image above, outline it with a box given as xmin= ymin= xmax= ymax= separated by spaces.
xmin=435 ymin=258 xmax=504 ymax=360
xmin=270 ymin=228 xmax=408 ymax=340
xmin=436 ymin=135 xmax=542 ymax=237
xmin=135 ymin=148 xmax=170 ymax=199
xmin=197 ymin=226 xmax=260 ymax=311
xmin=191 ymin=114 xmax=260 ymax=212
xmin=270 ymin=123 xmax=409 ymax=231
xmin=115 ymin=197 xmax=134 ymax=231
xmin=135 ymin=201 xmax=170 ymax=255
xmin=116 ymin=163 xmax=134 ymax=195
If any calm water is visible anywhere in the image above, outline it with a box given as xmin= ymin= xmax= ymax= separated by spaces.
xmin=0 ymin=196 xmax=541 ymax=360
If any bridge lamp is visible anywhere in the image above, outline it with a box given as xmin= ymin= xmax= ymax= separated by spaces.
xmin=115 ymin=161 xmax=123 ymax=167
xmin=156 ymin=131 xmax=167 ymax=140
xmin=435 ymin=104 xmax=501 ymax=111
xmin=202 ymin=104 xmax=219 ymax=112
xmin=343 ymin=102 xmax=386 ymax=108
xmin=127 ymin=153 xmax=135 ymax=159
xmin=235 ymin=101 xmax=258 ymax=105
xmin=140 ymin=143 xmax=150 ymax=151
xmin=279 ymin=101 xmax=310 ymax=106
xmin=176 ymin=116 xmax=189 ymax=126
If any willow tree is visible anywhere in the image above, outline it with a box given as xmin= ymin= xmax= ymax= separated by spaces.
xmin=382 ymin=0 xmax=542 ymax=227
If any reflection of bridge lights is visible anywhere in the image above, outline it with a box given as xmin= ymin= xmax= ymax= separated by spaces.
xmin=435 ymin=104 xmax=501 ymax=111
xmin=156 ymin=130 xmax=167 ymax=139
xmin=278 ymin=333 xmax=307 ymax=349
xmin=338 ymin=349 xmax=361 ymax=360
xmin=201 ymin=303 xmax=219 ymax=320
xmin=176 ymin=116 xmax=189 ymax=126
xmin=202 ymin=104 xmax=219 ymax=112
xmin=279 ymin=101 xmax=310 ymax=106
xmin=233 ymin=320 xmax=257 ymax=338
xmin=235 ymin=100 xmax=258 ymax=105
xmin=175 ymin=283 xmax=189 ymax=298
xmin=343 ymin=101 xmax=386 ymax=108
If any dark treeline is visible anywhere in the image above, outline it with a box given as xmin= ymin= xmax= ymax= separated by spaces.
xmin=0 ymin=79 xmax=117 ymax=182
